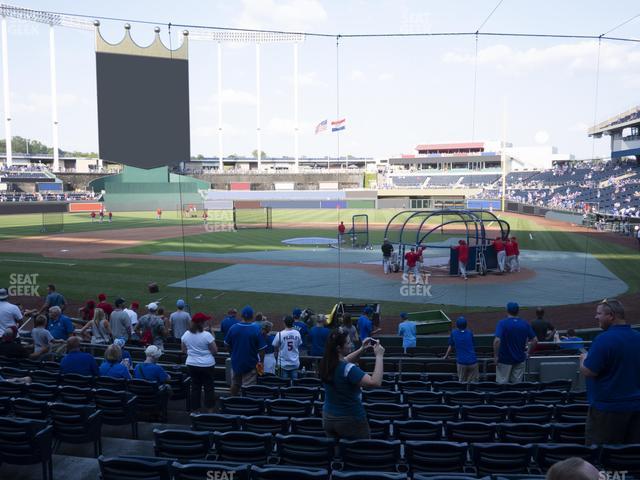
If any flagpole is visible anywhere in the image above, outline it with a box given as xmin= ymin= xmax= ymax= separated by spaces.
xmin=336 ymin=35 xmax=340 ymax=169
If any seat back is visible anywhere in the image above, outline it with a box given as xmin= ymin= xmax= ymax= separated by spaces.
xmin=404 ymin=440 xmax=468 ymax=473
xmin=460 ymin=405 xmax=508 ymax=423
xmin=220 ymin=396 xmax=264 ymax=416
xmin=240 ymin=415 xmax=289 ymax=435
xmin=95 ymin=377 xmax=128 ymax=391
xmin=528 ymin=389 xmax=566 ymax=405
xmin=275 ymin=433 xmax=335 ymax=469
xmin=213 ymin=431 xmax=272 ymax=464
xmin=257 ymin=375 xmax=290 ymax=388
xmin=26 ymin=383 xmax=58 ymax=402
xmin=403 ymin=390 xmax=442 ymax=406
xmin=250 ymin=465 xmax=328 ymax=480
xmin=534 ymin=444 xmax=598 ymax=472
xmin=265 ymin=398 xmax=312 ymax=417
xmin=0 ymin=379 xmax=25 ymax=397
xmin=471 ymin=442 xmax=534 ymax=476
xmin=172 ymin=461 xmax=249 ymax=480
xmin=393 ymin=420 xmax=443 ymax=441
xmin=362 ymin=389 xmax=402 ymax=404
xmin=498 ymin=422 xmax=551 ymax=444
xmin=293 ymin=377 xmax=322 ymax=388
xmin=555 ymin=404 xmax=588 ymax=423
xmin=369 ymin=419 xmax=392 ymax=440
xmin=242 ymin=385 xmax=280 ymax=400
xmin=338 ymin=439 xmax=402 ymax=471
xmin=363 ymin=403 xmax=409 ymax=421
xmin=508 ymin=404 xmax=554 ymax=423
xmin=599 ymin=444 xmax=640 ymax=476
xmin=444 ymin=391 xmax=485 ymax=406
xmin=445 ymin=421 xmax=496 ymax=443
xmin=487 ymin=391 xmax=527 ymax=406
xmin=12 ymin=397 xmax=50 ymax=420
xmin=190 ymin=413 xmax=241 ymax=433
xmin=551 ymin=423 xmax=586 ymax=444
xmin=61 ymin=373 xmax=94 ymax=388
xmin=98 ymin=455 xmax=173 ymax=480
xmin=0 ymin=416 xmax=52 ymax=464
xmin=411 ymin=405 xmax=459 ymax=422
xmin=58 ymin=385 xmax=93 ymax=404
xmin=280 ymin=386 xmax=319 ymax=402
xmin=153 ymin=429 xmax=212 ymax=461
xmin=290 ymin=417 xmax=324 ymax=437
xmin=29 ymin=370 xmax=59 ymax=386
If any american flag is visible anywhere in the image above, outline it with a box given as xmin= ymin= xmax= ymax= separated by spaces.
xmin=315 ymin=119 xmax=328 ymax=134
xmin=331 ymin=118 xmax=346 ymax=132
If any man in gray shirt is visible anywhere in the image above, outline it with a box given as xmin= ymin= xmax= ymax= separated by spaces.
xmin=170 ymin=299 xmax=191 ymax=339
xmin=135 ymin=303 xmax=166 ymax=351
xmin=109 ymin=298 xmax=131 ymax=340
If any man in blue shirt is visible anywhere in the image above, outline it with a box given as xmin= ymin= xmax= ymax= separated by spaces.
xmin=444 ymin=316 xmax=479 ymax=382
xmin=397 ymin=313 xmax=417 ymax=353
xmin=581 ymin=298 xmax=640 ymax=445
xmin=493 ymin=302 xmax=538 ymax=384
xmin=560 ymin=329 xmax=585 ymax=351
xmin=292 ymin=308 xmax=309 ymax=353
xmin=309 ymin=316 xmax=331 ymax=356
xmin=357 ymin=307 xmax=380 ymax=344
xmin=225 ymin=306 xmax=267 ymax=395
xmin=39 ymin=284 xmax=66 ymax=314
xmin=47 ymin=306 xmax=74 ymax=340
xmin=134 ymin=345 xmax=170 ymax=383
xmin=60 ymin=336 xmax=98 ymax=376
xmin=220 ymin=308 xmax=239 ymax=337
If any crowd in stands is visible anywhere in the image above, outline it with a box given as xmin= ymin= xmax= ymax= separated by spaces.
xmin=0 ymin=191 xmax=96 ymax=202
xmin=0 ymin=283 xmax=639 ymax=478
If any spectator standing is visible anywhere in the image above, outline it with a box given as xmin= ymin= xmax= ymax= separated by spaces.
xmin=309 ymin=316 xmax=331 ymax=356
xmin=260 ymin=320 xmax=276 ymax=374
xmin=404 ymin=247 xmax=418 ymax=281
xmin=78 ymin=299 xmax=95 ymax=322
xmin=170 ymin=299 xmax=191 ymax=339
xmin=109 ymin=298 xmax=131 ymax=341
xmin=381 ymin=238 xmax=394 ymax=274
xmin=580 ymin=298 xmax=640 ymax=444
xmin=134 ymin=345 xmax=170 ymax=384
xmin=220 ymin=308 xmax=239 ymax=337
xmin=341 ymin=313 xmax=358 ymax=352
xmin=531 ymin=307 xmax=555 ymax=342
xmin=443 ymin=316 xmax=479 ymax=382
xmin=47 ymin=306 xmax=74 ymax=340
xmin=60 ymin=337 xmax=98 ymax=376
xmin=320 ymin=332 xmax=385 ymax=440
xmin=0 ymin=329 xmax=27 ymax=358
xmin=135 ymin=303 xmax=167 ymax=351
xmin=181 ymin=312 xmax=217 ymax=412
xmin=0 ymin=287 xmax=22 ymax=337
xmin=452 ymin=239 xmax=469 ymax=280
xmin=397 ymin=312 xmax=417 ymax=353
xmin=124 ymin=301 xmax=139 ymax=335
xmin=292 ymin=308 xmax=310 ymax=353
xmin=272 ymin=315 xmax=302 ymax=380
xmin=559 ymin=329 xmax=585 ymax=350
xmin=493 ymin=237 xmax=506 ymax=273
xmin=357 ymin=307 xmax=381 ymax=345
xmin=39 ymin=284 xmax=65 ymax=314
xmin=511 ymin=237 xmax=520 ymax=272
xmin=79 ymin=308 xmax=112 ymax=345
xmin=96 ymin=293 xmax=113 ymax=319
xmin=225 ymin=306 xmax=267 ymax=395
xmin=99 ymin=344 xmax=131 ymax=379
xmin=493 ymin=302 xmax=538 ymax=384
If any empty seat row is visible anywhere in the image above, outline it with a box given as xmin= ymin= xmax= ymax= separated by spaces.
xmin=191 ymin=415 xmax=586 ymax=444
xmin=150 ymin=430 xmax=640 ymax=476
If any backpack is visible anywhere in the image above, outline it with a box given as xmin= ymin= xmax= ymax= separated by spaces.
xmin=140 ymin=316 xmax=157 ymax=346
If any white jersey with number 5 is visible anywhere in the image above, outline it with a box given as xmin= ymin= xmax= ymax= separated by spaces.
xmin=272 ymin=328 xmax=302 ymax=369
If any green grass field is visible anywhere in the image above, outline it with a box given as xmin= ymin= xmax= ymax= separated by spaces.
xmin=0 ymin=209 xmax=638 ymax=319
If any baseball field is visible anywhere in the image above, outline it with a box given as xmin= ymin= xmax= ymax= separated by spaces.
xmin=0 ymin=209 xmax=638 ymax=333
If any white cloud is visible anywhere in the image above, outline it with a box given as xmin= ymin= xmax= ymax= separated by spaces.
xmin=12 ymin=92 xmax=82 ymax=114
xmin=378 ymin=72 xmax=394 ymax=82
xmin=236 ymin=0 xmax=328 ymax=30
xmin=350 ymin=69 xmax=365 ymax=81
xmin=442 ymin=41 xmax=640 ymax=73
xmin=267 ymin=116 xmax=311 ymax=135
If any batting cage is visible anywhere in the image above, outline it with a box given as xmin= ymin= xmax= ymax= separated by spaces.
xmin=41 ymin=211 xmax=65 ymax=233
xmin=233 ymin=207 xmax=273 ymax=230
xmin=350 ymin=214 xmax=370 ymax=248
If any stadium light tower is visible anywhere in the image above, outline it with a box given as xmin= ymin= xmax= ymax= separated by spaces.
xmin=189 ymin=29 xmax=305 ymax=171
xmin=0 ymin=4 xmax=93 ymax=171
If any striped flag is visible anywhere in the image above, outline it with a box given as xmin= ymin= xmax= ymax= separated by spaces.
xmin=315 ymin=119 xmax=328 ymax=134
xmin=331 ymin=118 xmax=346 ymax=132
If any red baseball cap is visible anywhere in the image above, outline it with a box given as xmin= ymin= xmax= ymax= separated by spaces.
xmin=98 ymin=293 xmax=106 ymax=301
xmin=192 ymin=312 xmax=212 ymax=323
xmin=131 ymin=301 xmax=139 ymax=309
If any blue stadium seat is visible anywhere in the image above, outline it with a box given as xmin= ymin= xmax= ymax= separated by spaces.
xmin=220 ymin=396 xmax=264 ymax=416
xmin=498 ymin=423 xmax=551 ymax=444
xmin=240 ymin=415 xmax=289 ymax=435
xmin=393 ymin=420 xmax=443 ymax=441
xmin=364 ymin=403 xmax=409 ymax=421
xmin=250 ymin=465 xmax=328 ymax=480
xmin=242 ymin=385 xmax=280 ymax=400
xmin=534 ymin=444 xmax=598 ymax=472
xmin=99 ymin=455 xmax=173 ymax=480
xmin=171 ymin=461 xmax=249 ymax=480
xmin=190 ymin=413 xmax=241 ymax=432
xmin=411 ymin=405 xmax=459 ymax=422
xmin=508 ymin=405 xmax=554 ymax=423
xmin=336 ymin=439 xmax=403 ymax=472
xmin=403 ymin=390 xmax=443 ymax=406
xmin=0 ymin=417 xmax=54 ymax=480
xmin=445 ymin=421 xmax=497 ymax=443
xmin=273 ymin=433 xmax=334 ymax=469
xmin=265 ymin=398 xmax=312 ymax=417
xmin=49 ymin=402 xmax=102 ymax=457
xmin=153 ymin=429 xmax=213 ymax=461
xmin=460 ymin=405 xmax=508 ymax=423
xmin=471 ymin=443 xmax=534 ymax=476
xmin=212 ymin=431 xmax=272 ymax=465
xmin=404 ymin=441 xmax=468 ymax=473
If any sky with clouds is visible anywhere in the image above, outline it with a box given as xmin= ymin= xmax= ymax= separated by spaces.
xmin=2 ymin=0 xmax=639 ymax=160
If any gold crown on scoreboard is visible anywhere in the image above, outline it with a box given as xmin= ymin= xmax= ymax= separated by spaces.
xmin=94 ymin=21 xmax=188 ymax=60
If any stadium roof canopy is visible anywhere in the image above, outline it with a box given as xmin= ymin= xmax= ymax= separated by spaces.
xmin=588 ymin=105 xmax=640 ymax=137
xmin=416 ymin=142 xmax=484 ymax=151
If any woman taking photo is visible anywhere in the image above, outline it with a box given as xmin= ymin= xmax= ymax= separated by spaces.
xmin=319 ymin=331 xmax=384 ymax=440
xmin=181 ymin=312 xmax=217 ymax=412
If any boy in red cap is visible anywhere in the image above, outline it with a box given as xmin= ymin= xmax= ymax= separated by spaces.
xmin=96 ymin=293 xmax=113 ymax=318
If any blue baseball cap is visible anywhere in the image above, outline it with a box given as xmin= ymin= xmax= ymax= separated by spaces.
xmin=176 ymin=299 xmax=185 ymax=308
xmin=292 ymin=308 xmax=302 ymax=318
xmin=364 ymin=306 xmax=373 ymax=315
xmin=400 ymin=312 xmax=408 ymax=319
xmin=456 ymin=316 xmax=467 ymax=329
xmin=506 ymin=302 xmax=519 ymax=315
xmin=241 ymin=306 xmax=254 ymax=320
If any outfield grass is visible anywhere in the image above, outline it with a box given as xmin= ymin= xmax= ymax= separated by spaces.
xmin=0 ymin=209 xmax=638 ymax=317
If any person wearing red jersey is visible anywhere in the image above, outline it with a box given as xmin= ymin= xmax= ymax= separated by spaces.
xmin=90 ymin=211 xmax=96 ymax=223
xmin=404 ymin=247 xmax=418 ymax=282
xmin=452 ymin=239 xmax=469 ymax=280
xmin=511 ymin=237 xmax=520 ymax=272
xmin=99 ymin=210 xmax=105 ymax=223
xmin=338 ymin=221 xmax=346 ymax=243
xmin=493 ymin=236 xmax=506 ymax=273
xmin=96 ymin=293 xmax=114 ymax=319
xmin=505 ymin=238 xmax=516 ymax=273
xmin=108 ymin=211 xmax=113 ymax=223
xmin=203 ymin=210 xmax=209 ymax=225
xmin=156 ymin=208 xmax=162 ymax=221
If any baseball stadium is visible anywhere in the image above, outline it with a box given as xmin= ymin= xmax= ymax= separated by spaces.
xmin=0 ymin=2 xmax=639 ymax=479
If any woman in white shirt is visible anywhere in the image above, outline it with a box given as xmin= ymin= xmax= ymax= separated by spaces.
xmin=181 ymin=312 xmax=217 ymax=412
